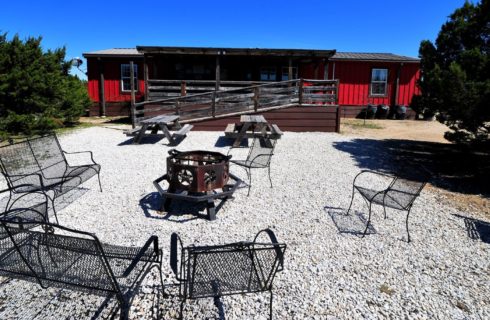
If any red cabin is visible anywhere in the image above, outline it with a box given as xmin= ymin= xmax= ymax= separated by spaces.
xmin=83 ymin=46 xmax=420 ymax=131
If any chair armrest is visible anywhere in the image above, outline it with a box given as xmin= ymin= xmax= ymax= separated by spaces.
xmin=353 ymin=170 xmax=395 ymax=188
xmin=121 ymin=235 xmax=160 ymax=277
xmin=249 ymin=153 xmax=274 ymax=166
xmin=63 ymin=150 xmax=98 ymax=165
xmin=170 ymin=233 xmax=186 ymax=281
xmin=253 ymin=228 xmax=285 ymax=271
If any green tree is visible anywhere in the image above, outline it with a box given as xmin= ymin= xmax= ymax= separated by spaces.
xmin=0 ymin=33 xmax=90 ymax=136
xmin=411 ymin=0 xmax=489 ymax=143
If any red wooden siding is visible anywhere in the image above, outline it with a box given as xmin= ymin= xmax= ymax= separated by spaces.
xmin=328 ymin=61 xmax=419 ymax=106
xmin=86 ymin=58 xmax=145 ymax=103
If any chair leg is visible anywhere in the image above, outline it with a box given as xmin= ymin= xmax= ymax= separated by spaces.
xmin=247 ymin=168 xmax=252 ymax=197
xmin=406 ymin=208 xmax=412 ymax=243
xmin=361 ymin=202 xmax=373 ymax=238
xmin=179 ymin=298 xmax=186 ymax=320
xmin=97 ymin=172 xmax=103 ymax=192
xmin=269 ymin=290 xmax=274 ymax=319
xmin=48 ymin=194 xmax=59 ymax=224
xmin=346 ymin=187 xmax=356 ymax=216
xmin=267 ymin=165 xmax=273 ymax=188
xmin=383 ymin=205 xmax=387 ymax=219
xmin=118 ymin=298 xmax=129 ymax=320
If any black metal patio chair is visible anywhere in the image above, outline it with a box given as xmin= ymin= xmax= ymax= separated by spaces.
xmin=346 ymin=169 xmax=430 ymax=242
xmin=0 ymin=133 xmax=102 ymax=221
xmin=0 ymin=217 xmax=163 ymax=320
xmin=170 ymin=229 xmax=286 ymax=319
xmin=228 ymin=136 xmax=276 ymax=196
xmin=0 ymin=188 xmax=50 ymax=225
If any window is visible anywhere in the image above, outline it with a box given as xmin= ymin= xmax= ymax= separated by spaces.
xmin=281 ymin=67 xmax=298 ymax=81
xmin=260 ymin=67 xmax=276 ymax=81
xmin=121 ymin=64 xmax=138 ymax=92
xmin=370 ymin=68 xmax=388 ymax=96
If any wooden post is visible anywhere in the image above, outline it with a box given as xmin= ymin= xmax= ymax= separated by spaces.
xmin=180 ymin=81 xmax=187 ymax=96
xmin=298 ymin=79 xmax=304 ymax=106
xmin=394 ymin=63 xmax=403 ymax=106
xmin=253 ymin=87 xmax=259 ymax=112
xmin=175 ymin=101 xmax=180 ymax=116
xmin=211 ymin=91 xmax=216 ymax=117
xmin=288 ymin=58 xmax=293 ymax=80
xmin=130 ymin=61 xmax=136 ymax=128
xmin=143 ymin=56 xmax=149 ymax=100
xmin=98 ymin=58 xmax=106 ymax=117
xmin=215 ymin=54 xmax=221 ymax=91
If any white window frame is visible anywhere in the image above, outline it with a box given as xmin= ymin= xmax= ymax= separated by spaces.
xmin=281 ymin=67 xmax=298 ymax=81
xmin=370 ymin=68 xmax=388 ymax=96
xmin=260 ymin=67 xmax=276 ymax=81
xmin=121 ymin=64 xmax=138 ymax=92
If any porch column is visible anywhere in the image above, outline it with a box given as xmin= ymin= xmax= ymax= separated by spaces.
xmin=143 ymin=55 xmax=149 ymax=100
xmin=97 ymin=58 xmax=106 ymax=117
xmin=215 ymin=53 xmax=221 ymax=91
xmin=288 ymin=57 xmax=293 ymax=80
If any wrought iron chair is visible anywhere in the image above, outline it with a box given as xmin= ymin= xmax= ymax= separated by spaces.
xmin=0 ymin=188 xmax=50 ymax=224
xmin=170 ymin=229 xmax=286 ymax=319
xmin=228 ymin=136 xmax=276 ymax=196
xmin=0 ymin=217 xmax=163 ymax=320
xmin=346 ymin=169 xmax=430 ymax=242
xmin=0 ymin=133 xmax=102 ymax=221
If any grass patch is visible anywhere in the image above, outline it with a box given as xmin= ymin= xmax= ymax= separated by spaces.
xmin=343 ymin=119 xmax=384 ymax=130
xmin=55 ymin=122 xmax=95 ymax=135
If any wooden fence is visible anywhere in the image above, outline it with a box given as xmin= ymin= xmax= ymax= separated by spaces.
xmin=131 ymin=78 xmax=338 ymax=127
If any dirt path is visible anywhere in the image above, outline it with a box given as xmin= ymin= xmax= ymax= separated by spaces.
xmin=341 ymin=118 xmax=450 ymax=143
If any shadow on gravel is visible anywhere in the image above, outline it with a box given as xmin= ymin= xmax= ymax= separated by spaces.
xmin=118 ymin=135 xmax=164 ymax=146
xmin=326 ymin=207 xmax=376 ymax=236
xmin=333 ymin=139 xmax=490 ymax=197
xmin=140 ymin=192 xmax=228 ymax=222
xmin=214 ymin=136 xmax=249 ymax=148
xmin=453 ymin=214 xmax=490 ymax=244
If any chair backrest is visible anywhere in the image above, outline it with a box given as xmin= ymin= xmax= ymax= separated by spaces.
xmin=171 ymin=229 xmax=286 ymax=299
xmin=27 ymin=134 xmax=67 ymax=179
xmin=246 ymin=137 xmax=276 ymax=167
xmin=0 ymin=140 xmax=40 ymax=188
xmin=0 ymin=219 xmax=120 ymax=295
xmin=388 ymin=169 xmax=431 ymax=208
xmin=0 ymin=134 xmax=67 ymax=187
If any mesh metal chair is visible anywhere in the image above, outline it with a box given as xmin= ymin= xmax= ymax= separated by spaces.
xmin=346 ymin=169 xmax=430 ymax=242
xmin=0 ymin=217 xmax=163 ymax=320
xmin=170 ymin=229 xmax=286 ymax=319
xmin=0 ymin=134 xmax=102 ymax=221
xmin=228 ymin=136 xmax=276 ymax=196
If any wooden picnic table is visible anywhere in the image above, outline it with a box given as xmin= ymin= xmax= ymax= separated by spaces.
xmin=225 ymin=115 xmax=283 ymax=147
xmin=125 ymin=115 xmax=193 ymax=144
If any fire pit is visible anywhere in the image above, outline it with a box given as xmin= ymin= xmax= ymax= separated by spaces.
xmin=153 ymin=150 xmax=242 ymax=220
xmin=166 ymin=149 xmax=230 ymax=192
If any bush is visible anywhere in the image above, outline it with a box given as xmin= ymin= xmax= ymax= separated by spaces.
xmin=0 ymin=33 xmax=90 ymax=137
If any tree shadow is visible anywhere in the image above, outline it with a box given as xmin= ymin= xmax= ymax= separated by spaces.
xmin=453 ymin=214 xmax=490 ymax=244
xmin=118 ymin=135 xmax=165 ymax=146
xmin=333 ymin=138 xmax=490 ymax=197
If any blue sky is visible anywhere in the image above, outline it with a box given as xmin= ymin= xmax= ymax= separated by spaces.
xmin=1 ymin=0 xmax=467 ymax=79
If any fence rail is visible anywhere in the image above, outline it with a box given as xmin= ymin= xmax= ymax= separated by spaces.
xmin=131 ymin=78 xmax=338 ymax=126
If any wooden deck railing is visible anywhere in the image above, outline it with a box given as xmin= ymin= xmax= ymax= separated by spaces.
xmin=131 ymin=78 xmax=338 ymax=126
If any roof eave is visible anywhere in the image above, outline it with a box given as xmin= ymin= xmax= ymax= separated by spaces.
xmin=82 ymin=53 xmax=143 ymax=58
xmin=330 ymin=58 xmax=419 ymax=63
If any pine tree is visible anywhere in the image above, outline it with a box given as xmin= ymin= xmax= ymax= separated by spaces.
xmin=0 ymin=33 xmax=90 ymax=136
xmin=411 ymin=0 xmax=489 ymax=143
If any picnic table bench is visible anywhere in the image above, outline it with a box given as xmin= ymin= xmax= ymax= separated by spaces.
xmin=125 ymin=115 xmax=193 ymax=145
xmin=225 ymin=115 xmax=283 ymax=147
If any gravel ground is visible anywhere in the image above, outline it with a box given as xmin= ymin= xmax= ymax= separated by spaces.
xmin=0 ymin=127 xmax=489 ymax=319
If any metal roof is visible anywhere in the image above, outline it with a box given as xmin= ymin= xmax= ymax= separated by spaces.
xmin=83 ymin=48 xmax=143 ymax=58
xmin=331 ymin=52 xmax=419 ymax=63
xmin=136 ymin=46 xmax=336 ymax=57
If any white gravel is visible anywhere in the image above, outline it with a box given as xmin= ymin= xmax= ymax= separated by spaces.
xmin=0 ymin=126 xmax=489 ymax=319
